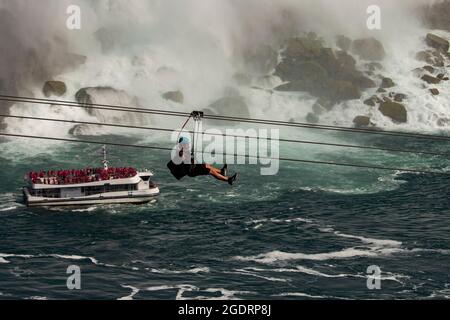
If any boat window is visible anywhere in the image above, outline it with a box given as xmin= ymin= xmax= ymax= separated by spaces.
xmin=141 ymin=176 xmax=151 ymax=182
xmin=38 ymin=189 xmax=61 ymax=198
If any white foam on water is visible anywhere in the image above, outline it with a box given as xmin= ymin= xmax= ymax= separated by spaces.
xmin=242 ymin=266 xmax=409 ymax=284
xmin=234 ymin=218 xmax=406 ymax=264
xmin=0 ymin=193 xmax=21 ymax=213
xmin=243 ymin=266 xmax=356 ymax=279
xmin=26 ymin=296 xmax=49 ymax=300
xmin=0 ymin=252 xmax=118 ymax=268
xmin=48 ymin=254 xmax=99 ymax=265
xmin=227 ymin=269 xmax=289 ymax=283
xmin=148 ymin=267 xmax=210 ymax=274
xmin=0 ymin=206 xmax=17 ymax=212
xmin=143 ymin=284 xmax=252 ymax=300
xmin=118 ymin=285 xmax=140 ymax=300
xmin=70 ymin=207 xmax=98 ymax=213
xmin=234 ymin=247 xmax=390 ymax=264
xmin=275 ymin=292 xmax=339 ymax=299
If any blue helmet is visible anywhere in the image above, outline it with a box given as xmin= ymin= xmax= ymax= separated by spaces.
xmin=178 ymin=136 xmax=190 ymax=145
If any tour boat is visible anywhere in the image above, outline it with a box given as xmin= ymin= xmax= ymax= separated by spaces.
xmin=23 ymin=146 xmax=160 ymax=207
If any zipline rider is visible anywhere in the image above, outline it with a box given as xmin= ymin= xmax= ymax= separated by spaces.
xmin=167 ymin=112 xmax=238 ymax=185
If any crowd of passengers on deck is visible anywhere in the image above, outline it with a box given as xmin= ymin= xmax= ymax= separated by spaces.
xmin=28 ymin=167 xmax=138 ymax=185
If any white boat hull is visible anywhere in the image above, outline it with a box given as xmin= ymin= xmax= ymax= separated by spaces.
xmin=23 ymin=187 xmax=160 ymax=207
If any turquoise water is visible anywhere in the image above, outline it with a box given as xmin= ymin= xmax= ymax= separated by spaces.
xmin=1 ymin=133 xmax=450 ymax=300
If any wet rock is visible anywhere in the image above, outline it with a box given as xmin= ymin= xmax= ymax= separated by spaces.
xmin=377 ymin=88 xmax=387 ymax=93
xmin=365 ymin=62 xmax=383 ymax=72
xmin=426 ymin=33 xmax=450 ymax=53
xmin=69 ymin=124 xmax=104 ymax=136
xmin=207 ymin=96 xmax=250 ymax=118
xmin=274 ymin=34 xmax=375 ymax=102
xmin=75 ymin=87 xmax=146 ymax=124
xmin=421 ymin=74 xmax=441 ymax=84
xmin=351 ymin=37 xmax=386 ymax=61
xmin=437 ymin=118 xmax=450 ymax=127
xmin=162 ymin=90 xmax=184 ymax=104
xmin=380 ymin=77 xmax=395 ymax=89
xmin=412 ymin=67 xmax=425 ymax=77
xmin=394 ymin=93 xmax=407 ymax=103
xmin=379 ymin=101 xmax=407 ymax=123
xmin=243 ymin=44 xmax=278 ymax=75
xmin=275 ymin=79 xmax=361 ymax=101
xmin=336 ymin=35 xmax=352 ymax=52
xmin=43 ymin=81 xmax=66 ymax=97
xmin=313 ymin=97 xmax=334 ymax=112
xmin=328 ymin=80 xmax=362 ymax=100
xmin=353 ymin=116 xmax=371 ymax=128
xmin=423 ymin=65 xmax=436 ymax=74
xmin=364 ymin=96 xmax=377 ymax=107
xmin=306 ymin=113 xmax=320 ymax=124
xmin=430 ymin=88 xmax=440 ymax=95
xmin=415 ymin=50 xmax=445 ymax=67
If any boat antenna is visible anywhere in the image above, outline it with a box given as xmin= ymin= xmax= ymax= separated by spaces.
xmin=102 ymin=145 xmax=109 ymax=170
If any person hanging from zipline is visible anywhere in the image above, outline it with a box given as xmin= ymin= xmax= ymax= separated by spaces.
xmin=167 ymin=111 xmax=238 ymax=185
xmin=167 ymin=136 xmax=238 ymax=185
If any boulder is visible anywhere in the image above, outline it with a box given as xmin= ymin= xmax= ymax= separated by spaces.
xmin=306 ymin=113 xmax=320 ymax=124
xmin=313 ymin=97 xmax=334 ymax=112
xmin=274 ymin=34 xmax=376 ymax=103
xmin=380 ymin=77 xmax=395 ymax=88
xmin=283 ymin=33 xmax=324 ymax=61
xmin=328 ymin=80 xmax=362 ymax=101
xmin=426 ymin=33 xmax=450 ymax=53
xmin=365 ymin=62 xmax=383 ymax=72
xmin=421 ymin=74 xmax=441 ymax=84
xmin=75 ymin=87 xmax=146 ymax=125
xmin=394 ymin=93 xmax=407 ymax=103
xmin=207 ymin=96 xmax=250 ymax=118
xmin=69 ymin=124 xmax=105 ymax=136
xmin=430 ymin=88 xmax=440 ymax=95
xmin=379 ymin=101 xmax=407 ymax=123
xmin=43 ymin=81 xmax=67 ymax=97
xmin=336 ymin=35 xmax=352 ymax=52
xmin=275 ymin=79 xmax=361 ymax=102
xmin=415 ymin=50 xmax=445 ymax=67
xmin=162 ymin=90 xmax=184 ymax=104
xmin=423 ymin=65 xmax=436 ymax=74
xmin=364 ymin=96 xmax=377 ymax=107
xmin=351 ymin=37 xmax=386 ymax=61
xmin=353 ymin=116 xmax=371 ymax=127
xmin=243 ymin=44 xmax=278 ymax=75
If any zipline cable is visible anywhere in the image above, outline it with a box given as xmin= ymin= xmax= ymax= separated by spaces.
xmin=2 ymin=94 xmax=450 ymax=141
xmin=0 ymin=132 xmax=448 ymax=176
xmin=1 ymin=113 xmax=450 ymax=157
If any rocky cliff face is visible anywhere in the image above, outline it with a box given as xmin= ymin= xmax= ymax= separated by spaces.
xmin=422 ymin=0 xmax=450 ymax=31
xmin=273 ymin=33 xmax=377 ymax=105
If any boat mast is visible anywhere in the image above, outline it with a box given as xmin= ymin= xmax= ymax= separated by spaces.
xmin=102 ymin=145 xmax=109 ymax=170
